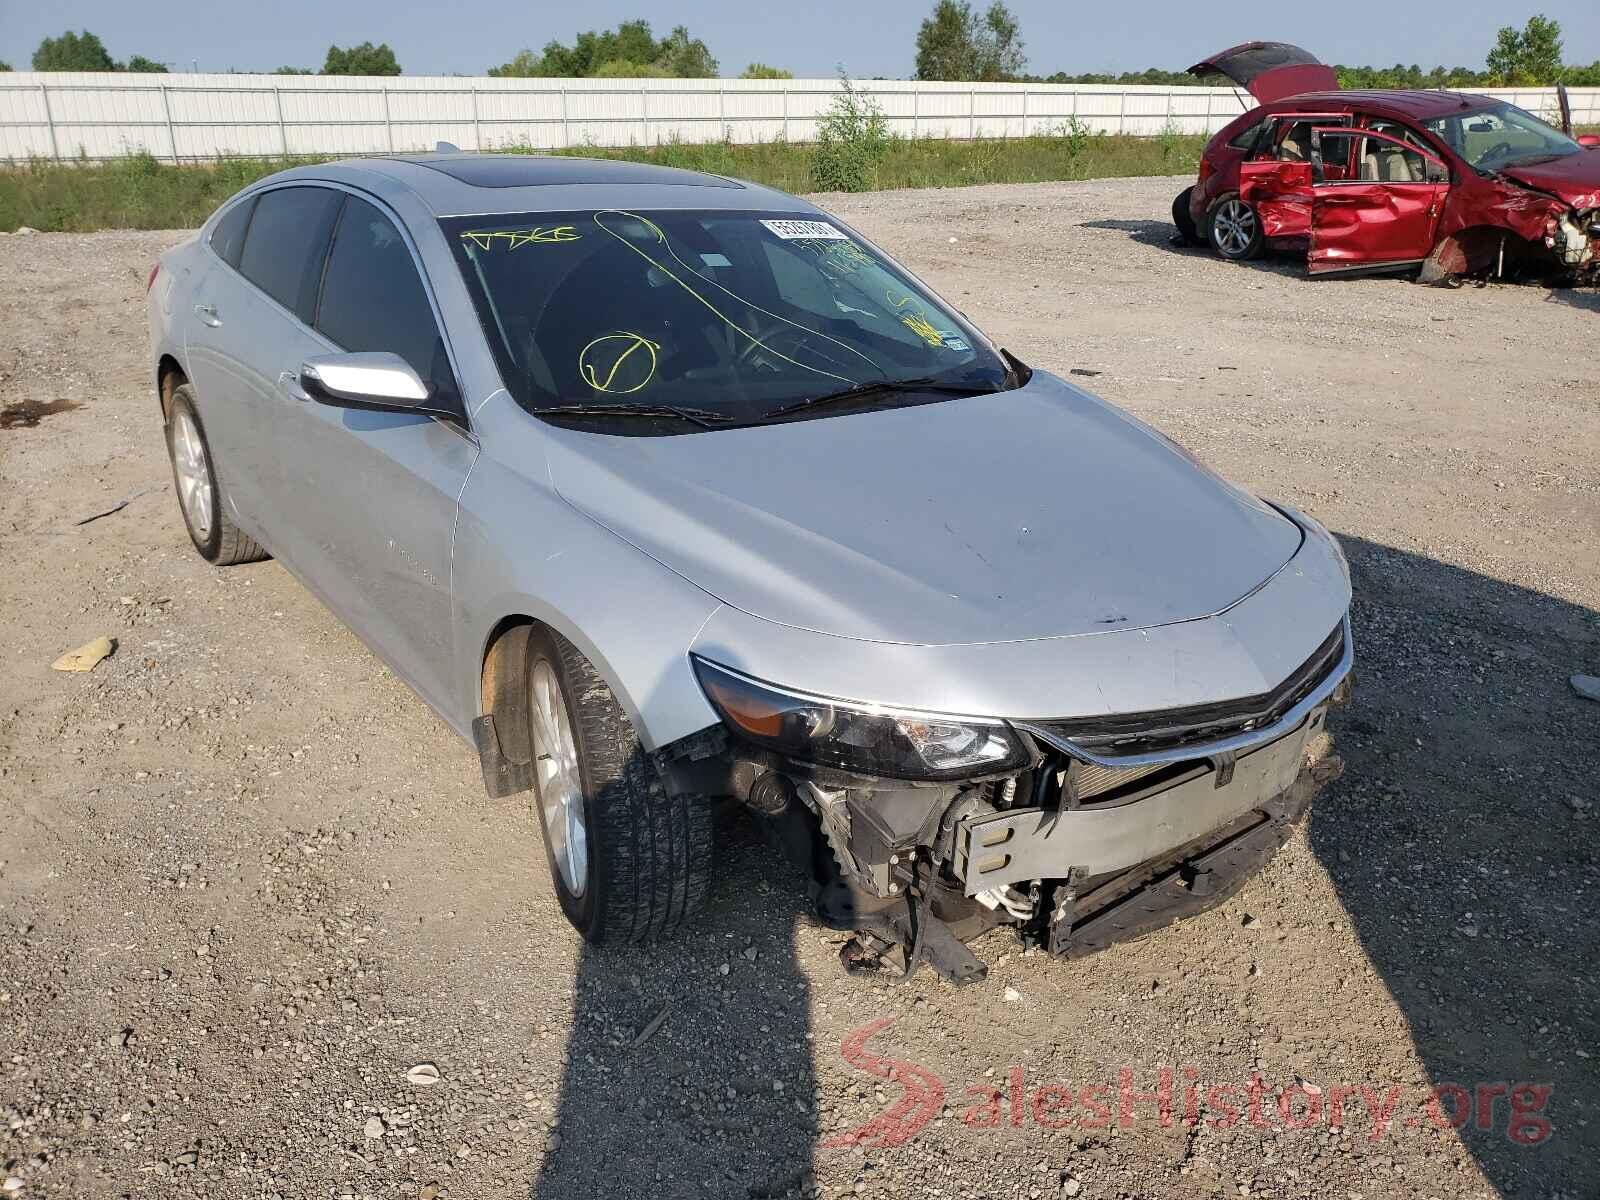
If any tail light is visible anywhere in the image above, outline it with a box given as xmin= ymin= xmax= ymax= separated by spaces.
xmin=1197 ymin=157 xmax=1214 ymax=185
xmin=146 ymin=263 xmax=160 ymax=294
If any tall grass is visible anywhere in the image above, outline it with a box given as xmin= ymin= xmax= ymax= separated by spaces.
xmin=0 ymin=132 xmax=1207 ymax=233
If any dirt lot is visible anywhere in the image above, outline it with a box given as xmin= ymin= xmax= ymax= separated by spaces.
xmin=1 ymin=174 xmax=1597 ymax=1200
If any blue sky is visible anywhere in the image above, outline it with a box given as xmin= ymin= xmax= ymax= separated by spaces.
xmin=2 ymin=0 xmax=1597 ymax=77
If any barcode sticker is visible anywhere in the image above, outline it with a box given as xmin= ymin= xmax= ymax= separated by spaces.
xmin=760 ymin=219 xmax=848 ymax=241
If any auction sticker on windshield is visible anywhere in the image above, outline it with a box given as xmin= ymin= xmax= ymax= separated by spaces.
xmin=761 ymin=219 xmax=849 ymax=241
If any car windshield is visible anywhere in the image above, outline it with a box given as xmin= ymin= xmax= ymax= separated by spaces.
xmin=440 ymin=208 xmax=1009 ymax=432
xmin=1423 ymin=102 xmax=1583 ymax=172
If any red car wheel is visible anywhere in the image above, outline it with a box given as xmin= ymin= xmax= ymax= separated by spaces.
xmin=1207 ymin=194 xmax=1264 ymax=261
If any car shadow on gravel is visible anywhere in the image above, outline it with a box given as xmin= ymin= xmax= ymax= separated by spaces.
xmin=1313 ymin=535 xmax=1598 ymax=1197
xmin=1542 ymin=286 xmax=1600 ymax=313
xmin=531 ymin=804 xmax=818 ymax=1200
xmin=1077 ymin=219 xmax=1305 ymax=278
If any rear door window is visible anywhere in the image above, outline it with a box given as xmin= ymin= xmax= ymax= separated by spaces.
xmin=1255 ymin=114 xmax=1351 ymax=165
xmin=209 ymin=195 xmax=256 ymax=269
xmin=236 ymin=186 xmax=343 ymax=324
xmin=1314 ymin=130 xmax=1358 ymax=180
xmin=315 ymin=195 xmax=456 ymax=404
xmin=1226 ymin=117 xmax=1265 ymax=151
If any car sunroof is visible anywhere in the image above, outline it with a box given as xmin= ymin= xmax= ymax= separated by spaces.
xmin=398 ymin=155 xmax=744 ymax=189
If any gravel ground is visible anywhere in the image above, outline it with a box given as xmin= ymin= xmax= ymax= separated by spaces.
xmin=0 ymin=174 xmax=1596 ymax=1200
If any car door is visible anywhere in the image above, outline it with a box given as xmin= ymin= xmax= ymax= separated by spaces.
xmin=1308 ymin=128 xmax=1451 ymax=274
xmin=269 ymin=190 xmax=477 ymax=716
xmin=1239 ymin=114 xmax=1350 ymax=239
xmin=184 ymin=185 xmax=343 ymax=536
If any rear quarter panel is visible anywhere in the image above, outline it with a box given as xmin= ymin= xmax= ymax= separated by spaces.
xmin=147 ymin=234 xmax=202 ymax=399
xmin=1195 ymin=110 xmax=1264 ymax=216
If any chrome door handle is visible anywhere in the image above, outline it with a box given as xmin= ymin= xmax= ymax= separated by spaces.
xmin=277 ymin=371 xmax=310 ymax=402
xmin=193 ymin=302 xmax=221 ymax=327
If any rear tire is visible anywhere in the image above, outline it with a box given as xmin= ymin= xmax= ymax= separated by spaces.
xmin=1171 ymin=186 xmax=1203 ymax=245
xmin=1206 ymin=193 xmax=1264 ymax=261
xmin=164 ymin=384 xmax=268 ymax=566
xmin=523 ymin=625 xmax=713 ymax=944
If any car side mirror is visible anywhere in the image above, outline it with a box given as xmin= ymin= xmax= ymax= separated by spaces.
xmin=1579 ymin=134 xmax=1600 ymax=149
xmin=300 ymin=352 xmax=450 ymax=418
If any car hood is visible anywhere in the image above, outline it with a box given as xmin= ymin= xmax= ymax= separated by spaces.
xmin=1500 ymin=153 xmax=1600 ymax=210
xmin=542 ymin=374 xmax=1303 ymax=646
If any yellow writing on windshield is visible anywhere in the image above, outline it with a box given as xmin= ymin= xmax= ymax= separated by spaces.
xmin=579 ymin=331 xmax=660 ymax=394
xmin=460 ymin=226 xmax=581 ymax=251
xmin=886 ymin=290 xmax=947 ymax=348
xmin=799 ymin=238 xmax=876 ymax=281
xmin=590 ymin=210 xmax=865 ymax=386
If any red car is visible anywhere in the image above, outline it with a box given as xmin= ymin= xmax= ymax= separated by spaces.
xmin=1174 ymin=42 xmax=1600 ymax=282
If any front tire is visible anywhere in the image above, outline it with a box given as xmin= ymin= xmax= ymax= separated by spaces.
xmin=1206 ymin=193 xmax=1264 ymax=261
xmin=164 ymin=384 xmax=268 ymax=565
xmin=523 ymin=626 xmax=713 ymax=944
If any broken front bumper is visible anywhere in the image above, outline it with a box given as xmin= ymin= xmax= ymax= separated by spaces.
xmin=1045 ymin=749 xmax=1338 ymax=959
xmin=954 ymin=704 xmax=1323 ymax=895
xmin=953 ymin=619 xmax=1351 ymax=897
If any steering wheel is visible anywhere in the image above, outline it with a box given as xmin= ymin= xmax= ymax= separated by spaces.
xmin=735 ymin=322 xmax=821 ymax=371
xmin=1479 ymin=141 xmax=1516 ymax=167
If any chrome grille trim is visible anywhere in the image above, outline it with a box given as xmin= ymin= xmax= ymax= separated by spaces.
xmin=1014 ymin=620 xmax=1352 ymax=771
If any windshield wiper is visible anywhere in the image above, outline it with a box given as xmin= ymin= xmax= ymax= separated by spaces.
xmin=540 ymin=402 xmax=739 ymax=430
xmin=762 ymin=376 xmax=999 ymax=422
xmin=1499 ymin=153 xmax=1569 ymax=168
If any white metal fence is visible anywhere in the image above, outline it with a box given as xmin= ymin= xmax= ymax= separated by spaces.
xmin=1 ymin=72 xmax=1596 ymax=163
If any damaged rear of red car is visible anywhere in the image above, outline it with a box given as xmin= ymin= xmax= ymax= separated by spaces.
xmin=1174 ymin=42 xmax=1600 ymax=284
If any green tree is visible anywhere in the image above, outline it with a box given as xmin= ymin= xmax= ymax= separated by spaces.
xmin=273 ymin=65 xmax=313 ymax=75
xmin=0 ymin=61 xmax=11 ymax=72
xmin=1486 ymin=14 xmax=1563 ymax=84
xmin=1486 ymin=26 xmax=1523 ymax=81
xmin=124 ymin=55 xmax=168 ymax=73
xmin=32 ymin=29 xmax=117 ymax=71
xmin=913 ymin=1 xmax=1026 ymax=81
xmin=322 ymin=42 xmax=401 ymax=76
xmin=485 ymin=50 xmax=542 ymax=78
xmin=592 ymin=59 xmax=660 ymax=78
xmin=488 ymin=20 xmax=716 ymax=79
xmin=980 ymin=2 xmax=1026 ymax=81
xmin=653 ymin=25 xmax=718 ymax=77
xmin=1519 ymin=14 xmax=1564 ymax=81
xmin=915 ymin=0 xmax=978 ymax=80
xmin=741 ymin=63 xmax=793 ymax=79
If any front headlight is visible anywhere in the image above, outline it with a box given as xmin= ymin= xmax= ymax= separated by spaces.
xmin=692 ymin=657 xmax=1029 ymax=781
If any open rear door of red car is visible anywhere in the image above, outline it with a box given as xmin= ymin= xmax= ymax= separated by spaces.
xmin=1241 ymin=160 xmax=1314 ymax=238
xmin=1189 ymin=42 xmax=1338 ymax=104
xmin=1308 ymin=128 xmax=1451 ymax=274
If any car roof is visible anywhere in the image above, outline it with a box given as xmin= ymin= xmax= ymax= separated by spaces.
xmin=260 ymin=153 xmax=807 ymax=218
xmin=1277 ymin=89 xmax=1500 ymax=121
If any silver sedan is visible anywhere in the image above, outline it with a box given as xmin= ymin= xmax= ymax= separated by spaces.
xmin=147 ymin=153 xmax=1352 ymax=983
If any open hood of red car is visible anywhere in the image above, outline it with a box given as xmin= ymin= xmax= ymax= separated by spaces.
xmin=1189 ymin=42 xmax=1339 ymax=104
xmin=1499 ymin=151 xmax=1600 ymax=211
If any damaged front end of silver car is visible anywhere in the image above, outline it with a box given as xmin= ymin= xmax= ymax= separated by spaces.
xmin=657 ymin=624 xmax=1353 ymax=986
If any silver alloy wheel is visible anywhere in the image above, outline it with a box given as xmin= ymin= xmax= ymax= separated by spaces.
xmin=530 ymin=660 xmax=589 ymax=896
xmin=171 ymin=407 xmax=214 ymax=541
xmin=1212 ymin=198 xmax=1257 ymax=257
